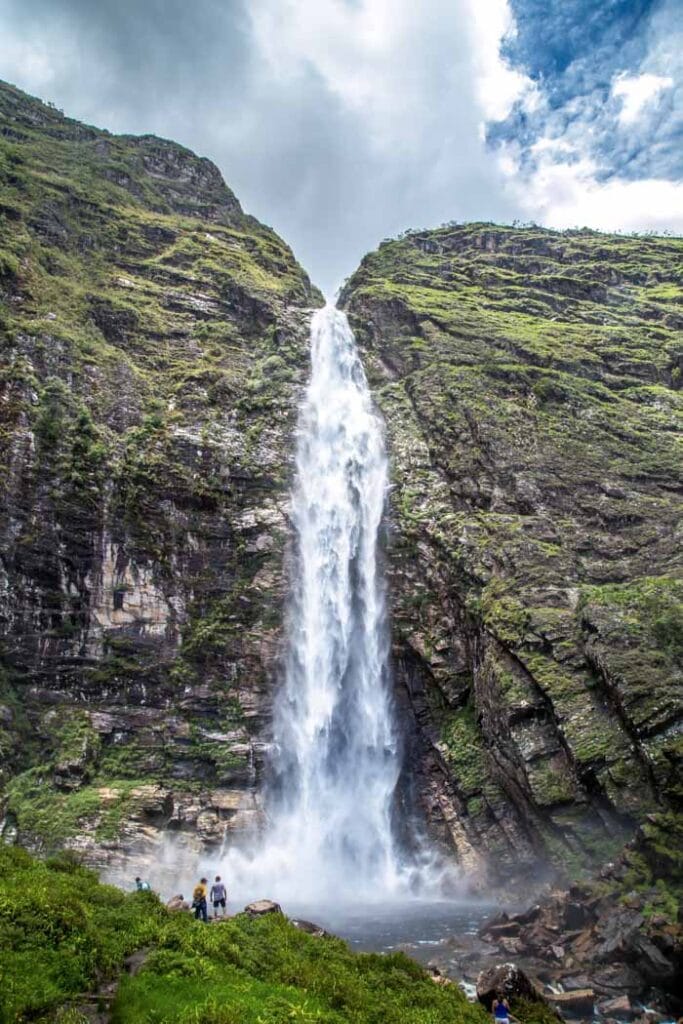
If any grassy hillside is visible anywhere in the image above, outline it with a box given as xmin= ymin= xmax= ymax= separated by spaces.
xmin=0 ymin=846 xmax=490 ymax=1024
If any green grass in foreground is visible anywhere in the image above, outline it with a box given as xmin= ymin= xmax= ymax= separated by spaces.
xmin=0 ymin=846 xmax=489 ymax=1024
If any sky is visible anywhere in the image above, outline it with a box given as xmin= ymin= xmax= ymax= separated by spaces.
xmin=0 ymin=0 xmax=681 ymax=293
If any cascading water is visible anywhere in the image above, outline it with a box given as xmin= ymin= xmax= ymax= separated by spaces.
xmin=225 ymin=304 xmax=408 ymax=904
xmin=269 ymin=303 xmax=401 ymax=899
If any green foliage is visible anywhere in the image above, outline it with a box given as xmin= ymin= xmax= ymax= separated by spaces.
xmin=0 ymin=846 xmax=491 ymax=1024
xmin=580 ymin=577 xmax=683 ymax=664
xmin=0 ymin=846 xmax=166 ymax=1022
xmin=512 ymin=999 xmax=560 ymax=1024
xmin=480 ymin=580 xmax=530 ymax=645
xmin=4 ymin=769 xmax=144 ymax=849
xmin=113 ymin=913 xmax=489 ymax=1024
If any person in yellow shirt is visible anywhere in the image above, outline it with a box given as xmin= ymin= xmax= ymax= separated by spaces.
xmin=192 ymin=877 xmax=208 ymax=922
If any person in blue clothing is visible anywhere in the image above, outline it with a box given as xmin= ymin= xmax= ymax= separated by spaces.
xmin=493 ymin=993 xmax=511 ymax=1024
xmin=135 ymin=876 xmax=151 ymax=892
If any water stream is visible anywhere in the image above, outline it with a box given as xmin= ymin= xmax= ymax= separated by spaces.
xmin=226 ymin=304 xmax=411 ymax=905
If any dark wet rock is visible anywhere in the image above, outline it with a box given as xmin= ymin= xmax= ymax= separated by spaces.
xmin=476 ymin=963 xmax=545 ymax=1010
xmin=597 ymin=995 xmax=635 ymax=1018
xmin=560 ymin=975 xmax=593 ymax=992
xmin=549 ymin=989 xmax=595 ymax=1017
xmin=486 ymin=919 xmax=523 ymax=940
xmin=590 ymin=963 xmax=644 ymax=996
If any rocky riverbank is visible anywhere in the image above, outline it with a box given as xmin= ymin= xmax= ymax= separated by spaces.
xmin=432 ymin=815 xmax=682 ymax=1019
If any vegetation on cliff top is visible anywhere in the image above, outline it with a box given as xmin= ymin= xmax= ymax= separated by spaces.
xmin=0 ymin=846 xmax=489 ymax=1024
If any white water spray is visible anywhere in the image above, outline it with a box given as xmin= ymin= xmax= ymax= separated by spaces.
xmin=225 ymin=304 xmax=407 ymax=904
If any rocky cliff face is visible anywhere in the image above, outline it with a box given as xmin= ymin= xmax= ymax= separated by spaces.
xmin=0 ymin=80 xmax=322 ymax=870
xmin=1 ymin=82 xmax=681 ymax=891
xmin=341 ymin=223 xmax=683 ymax=884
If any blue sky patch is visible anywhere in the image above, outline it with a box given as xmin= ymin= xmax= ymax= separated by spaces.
xmin=489 ymin=0 xmax=682 ymax=183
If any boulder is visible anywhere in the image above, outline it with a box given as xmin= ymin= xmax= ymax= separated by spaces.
xmin=560 ymin=974 xmax=593 ymax=992
xmin=166 ymin=894 xmax=189 ymax=912
xmin=631 ymin=933 xmax=678 ymax=984
xmin=591 ymin=963 xmax=643 ymax=996
xmin=291 ymin=918 xmax=328 ymax=938
xmin=549 ymin=989 xmax=595 ymax=1016
xmin=124 ymin=947 xmax=152 ymax=976
xmin=476 ymin=964 xmax=545 ymax=1010
xmin=597 ymin=995 xmax=634 ymax=1018
xmin=244 ymin=899 xmax=282 ymax=917
xmin=487 ymin=921 xmax=523 ymax=939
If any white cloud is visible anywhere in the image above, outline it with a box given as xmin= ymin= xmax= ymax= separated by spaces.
xmin=463 ymin=0 xmax=532 ymax=121
xmin=486 ymin=0 xmax=682 ymax=237
xmin=500 ymin=145 xmax=683 ymax=233
xmin=0 ymin=33 xmax=65 ymax=92
xmin=613 ymin=72 xmax=674 ymax=124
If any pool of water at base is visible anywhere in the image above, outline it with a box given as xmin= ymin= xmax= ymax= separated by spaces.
xmin=277 ymin=900 xmax=495 ymax=978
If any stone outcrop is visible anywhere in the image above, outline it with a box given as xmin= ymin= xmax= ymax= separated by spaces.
xmin=476 ymin=963 xmax=546 ymax=1009
xmin=244 ymin=898 xmax=282 ymax=916
xmin=0 ymin=79 xmax=322 ymax=864
xmin=341 ymin=223 xmax=683 ymax=883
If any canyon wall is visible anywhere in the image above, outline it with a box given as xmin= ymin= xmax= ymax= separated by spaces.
xmin=0 ymin=81 xmax=321 ymax=871
xmin=342 ymin=223 xmax=682 ymax=882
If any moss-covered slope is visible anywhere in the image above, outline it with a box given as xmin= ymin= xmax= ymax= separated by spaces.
xmin=0 ymin=846 xmax=490 ymax=1024
xmin=0 ymin=80 xmax=322 ymax=864
xmin=341 ymin=223 xmax=683 ymax=881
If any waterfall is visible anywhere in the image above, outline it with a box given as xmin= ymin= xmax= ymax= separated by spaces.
xmin=270 ymin=303 xmax=401 ymax=899
xmin=225 ymin=304 xmax=406 ymax=904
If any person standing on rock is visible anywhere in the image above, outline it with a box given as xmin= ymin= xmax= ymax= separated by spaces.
xmin=192 ymin=878 xmax=208 ymax=923
xmin=493 ymin=993 xmax=511 ymax=1024
xmin=210 ymin=875 xmax=227 ymax=919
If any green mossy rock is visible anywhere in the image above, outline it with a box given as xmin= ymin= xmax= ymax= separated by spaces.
xmin=0 ymin=79 xmax=322 ymax=862
xmin=342 ymin=222 xmax=683 ymax=882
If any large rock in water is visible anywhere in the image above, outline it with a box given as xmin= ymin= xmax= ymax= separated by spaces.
xmin=341 ymin=224 xmax=683 ymax=884
xmin=0 ymin=79 xmax=322 ymax=869
xmin=476 ymin=963 xmax=545 ymax=1010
